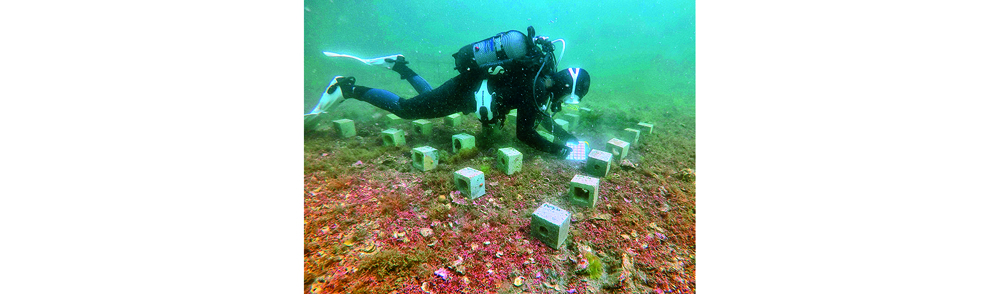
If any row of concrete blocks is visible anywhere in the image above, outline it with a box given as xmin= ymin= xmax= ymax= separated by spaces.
xmin=336 ymin=115 xmax=653 ymax=150
xmin=528 ymin=174 xmax=602 ymax=249
xmin=383 ymin=128 xmax=475 ymax=152
xmin=406 ymin=123 xmax=660 ymax=177
xmin=411 ymin=146 xmax=523 ymax=175
xmin=522 ymin=110 xmax=599 ymax=249
xmin=383 ymin=113 xmax=464 ymax=130
xmin=451 ymin=165 xmax=602 ymax=249
xmin=329 ymin=113 xmax=465 ymax=138
xmin=524 ymin=122 xmax=656 ymax=249
xmin=583 ymin=122 xmax=656 ymax=177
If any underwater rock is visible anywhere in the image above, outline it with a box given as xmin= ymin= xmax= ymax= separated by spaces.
xmin=309 ymin=282 xmax=323 ymax=294
xmin=419 ymin=228 xmax=433 ymax=237
xmin=360 ymin=241 xmax=377 ymax=253
xmin=514 ymin=276 xmax=524 ymax=287
xmin=448 ymin=256 xmax=466 ymax=275
xmin=675 ymin=168 xmax=696 ymax=182
xmin=575 ymin=255 xmax=590 ymax=273
xmin=659 ymin=203 xmax=671 ymax=213
xmin=434 ymin=268 xmax=449 ymax=281
xmin=621 ymin=159 xmax=637 ymax=170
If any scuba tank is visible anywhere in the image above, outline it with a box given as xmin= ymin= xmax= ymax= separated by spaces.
xmin=454 ymin=27 xmax=563 ymax=128
xmin=453 ymin=27 xmax=540 ymax=75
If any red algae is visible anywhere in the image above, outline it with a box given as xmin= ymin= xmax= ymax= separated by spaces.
xmin=305 ymin=106 xmax=696 ymax=293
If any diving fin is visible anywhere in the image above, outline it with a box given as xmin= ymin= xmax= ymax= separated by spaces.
xmin=305 ymin=75 xmax=348 ymax=127
xmin=322 ymin=52 xmax=404 ymax=69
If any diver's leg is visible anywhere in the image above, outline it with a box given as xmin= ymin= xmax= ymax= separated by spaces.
xmin=394 ymin=74 xmax=478 ymax=119
xmin=390 ymin=56 xmax=433 ymax=94
xmin=347 ymin=73 xmax=476 ymax=120
xmin=406 ymin=76 xmax=433 ymax=94
xmin=353 ymin=87 xmax=403 ymax=113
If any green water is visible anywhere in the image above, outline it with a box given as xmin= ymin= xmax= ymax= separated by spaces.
xmin=304 ymin=0 xmax=695 ymax=119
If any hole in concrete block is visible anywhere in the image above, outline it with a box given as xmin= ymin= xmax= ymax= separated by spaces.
xmin=501 ymin=157 xmax=507 ymax=166
xmin=383 ymin=134 xmax=392 ymax=145
xmin=538 ymin=226 xmax=549 ymax=237
xmin=573 ymin=187 xmax=589 ymax=200
xmin=454 ymin=139 xmax=462 ymax=150
xmin=592 ymin=164 xmax=600 ymax=171
xmin=458 ymin=177 xmax=469 ymax=192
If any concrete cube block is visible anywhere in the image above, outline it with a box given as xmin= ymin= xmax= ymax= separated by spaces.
xmin=412 ymin=119 xmax=433 ymax=136
xmin=638 ymin=122 xmax=654 ymax=134
xmin=568 ymin=174 xmax=601 ymax=208
xmin=624 ymin=128 xmax=640 ymax=145
xmin=531 ymin=203 xmax=571 ymax=249
xmin=607 ymin=138 xmax=630 ymax=162
xmin=496 ymin=147 xmax=522 ymax=175
xmin=452 ymin=133 xmax=476 ymax=153
xmin=586 ymin=149 xmax=613 ymax=177
xmin=332 ymin=119 xmax=355 ymax=138
xmin=384 ymin=114 xmax=404 ymax=126
xmin=411 ymin=146 xmax=439 ymax=171
xmin=506 ymin=112 xmax=517 ymax=125
xmin=563 ymin=113 xmax=580 ymax=130
xmin=444 ymin=113 xmax=462 ymax=127
xmin=554 ymin=119 xmax=569 ymax=131
xmin=454 ymin=167 xmax=486 ymax=199
xmin=381 ymin=128 xmax=406 ymax=147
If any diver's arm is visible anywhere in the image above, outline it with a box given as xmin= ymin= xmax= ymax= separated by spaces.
xmin=536 ymin=114 xmax=578 ymax=144
xmin=516 ymin=106 xmax=572 ymax=155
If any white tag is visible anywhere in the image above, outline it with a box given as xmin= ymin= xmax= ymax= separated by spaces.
xmin=475 ymin=80 xmax=493 ymax=121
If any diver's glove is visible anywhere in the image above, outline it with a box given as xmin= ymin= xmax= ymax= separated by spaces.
xmin=556 ymin=145 xmax=572 ymax=158
xmin=390 ymin=56 xmax=418 ymax=80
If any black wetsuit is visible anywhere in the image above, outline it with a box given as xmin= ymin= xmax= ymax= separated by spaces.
xmin=353 ymin=61 xmax=576 ymax=155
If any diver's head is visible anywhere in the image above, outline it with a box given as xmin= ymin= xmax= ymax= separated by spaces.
xmin=548 ymin=68 xmax=590 ymax=112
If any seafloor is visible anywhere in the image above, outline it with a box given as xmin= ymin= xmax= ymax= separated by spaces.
xmin=304 ymin=98 xmax=695 ymax=293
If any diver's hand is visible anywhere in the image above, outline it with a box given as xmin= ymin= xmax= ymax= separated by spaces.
xmin=556 ymin=145 xmax=572 ymax=158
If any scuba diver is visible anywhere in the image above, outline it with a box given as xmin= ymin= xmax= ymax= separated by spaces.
xmin=305 ymin=26 xmax=591 ymax=158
